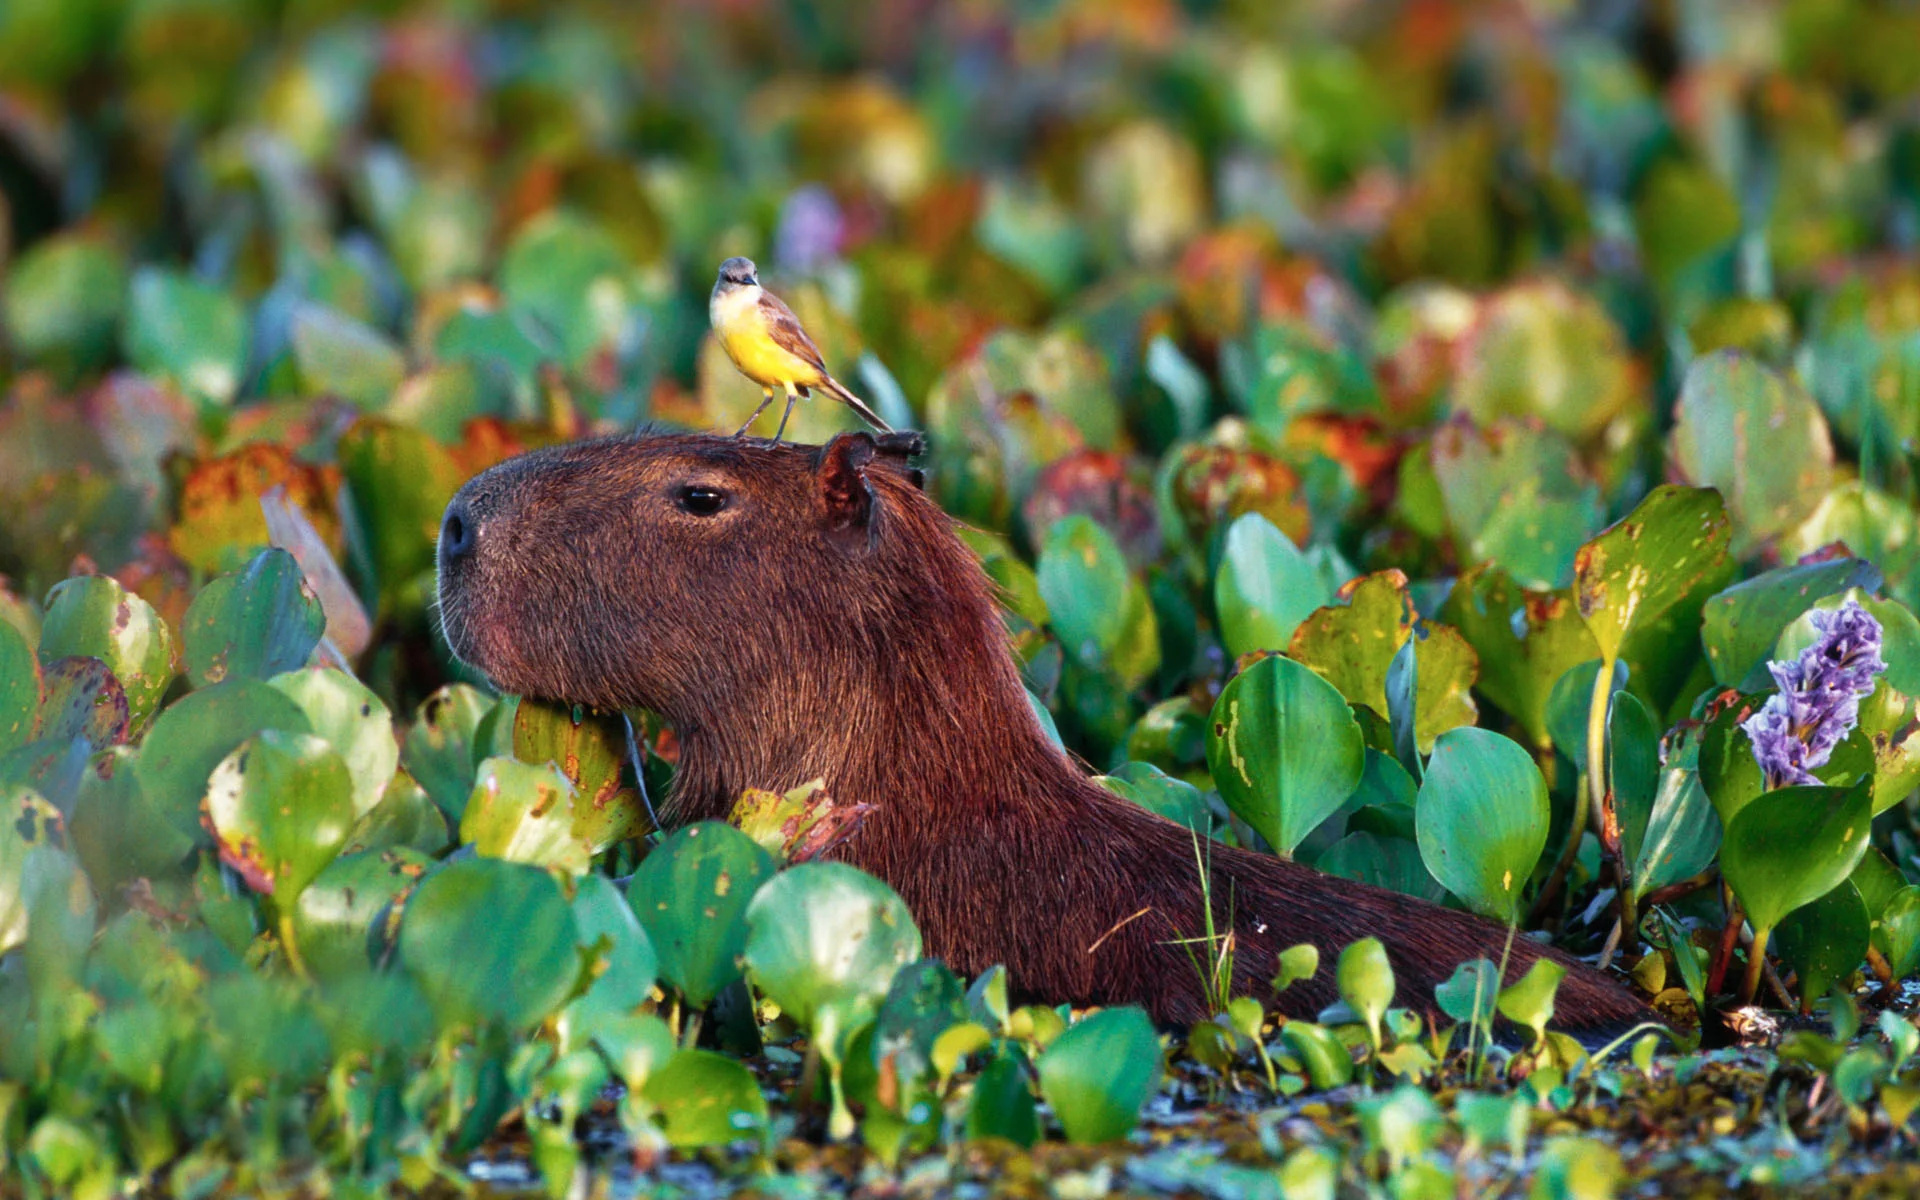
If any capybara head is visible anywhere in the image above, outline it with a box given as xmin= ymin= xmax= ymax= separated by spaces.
xmin=435 ymin=431 xmax=944 ymax=720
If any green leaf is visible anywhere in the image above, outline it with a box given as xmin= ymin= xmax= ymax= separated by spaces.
xmin=1700 ymin=558 xmax=1881 ymax=690
xmin=1670 ymin=351 xmax=1835 ymax=557
xmin=628 ymin=822 xmax=775 ymax=1008
xmin=1280 ymin=1021 xmax=1354 ymax=1090
xmin=1336 ymin=937 xmax=1394 ymax=1049
xmin=0 ymin=621 xmax=39 ymax=756
xmin=1214 ymin=514 xmax=1330 ymax=659
xmin=38 ymin=574 xmax=175 ymax=730
xmin=337 ymin=420 xmax=464 ymax=611
xmin=966 ymin=1047 xmax=1039 ymax=1146
xmin=134 ymin=679 xmax=313 ymax=843
xmin=1546 ymin=659 xmax=1628 ymax=774
xmin=1317 ymin=832 xmax=1447 ymax=904
xmin=1609 ymin=692 xmax=1661 ymax=876
xmin=513 ymin=698 xmax=652 ymax=851
xmin=1721 ymin=781 xmax=1874 ymax=935
xmin=35 ymin=656 xmax=129 ymax=749
xmin=1034 ymin=1007 xmax=1162 ymax=1144
xmin=1434 ymin=959 xmax=1500 ymax=1027
xmin=398 ymin=857 xmax=580 ymax=1031
xmin=1495 ymin=958 xmax=1566 ymax=1047
xmin=744 ymin=861 xmax=922 ymax=1132
xmin=0 ymin=786 xmax=66 ymax=956
xmin=292 ymin=847 xmax=431 ymax=980
xmin=1036 ymin=515 xmax=1132 ymax=666
xmin=459 ymin=756 xmax=592 ymax=875
xmin=1288 ymin=571 xmax=1478 ymax=752
xmin=637 ymin=1048 xmax=769 ymax=1149
xmin=124 ymin=267 xmax=249 ymax=408
xmin=871 ymin=959 xmax=967 ymax=1097
xmin=498 ymin=211 xmax=641 ymax=371
xmin=403 ymin=684 xmax=495 ymax=827
xmin=1206 ymin=654 xmax=1365 ymax=856
xmin=1774 ymin=883 xmax=1870 ymax=1006
xmin=1572 ymin=485 xmax=1731 ymax=663
xmin=267 ymin=667 xmax=395 ymax=822
xmin=1441 ymin=567 xmax=1599 ymax=749
xmin=289 ymin=302 xmax=407 ymax=411
xmin=4 ymin=233 xmax=127 ymax=377
xmin=181 ymin=549 xmax=326 ymax=688
xmin=562 ymin=873 xmax=659 ymax=1049
xmin=1414 ymin=728 xmax=1549 ymax=923
xmin=1430 ymin=421 xmax=1601 ymax=589
xmin=1530 ymin=1135 xmax=1624 ymax=1200
xmin=1274 ymin=943 xmax=1321 ymax=993
xmin=1630 ymin=759 xmax=1721 ymax=901
xmin=1878 ymin=887 xmax=1920 ymax=979
xmin=203 ymin=730 xmax=355 ymax=904
xmin=70 ymin=746 xmax=193 ymax=898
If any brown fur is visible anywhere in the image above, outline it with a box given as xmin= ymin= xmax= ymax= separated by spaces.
xmin=435 ymin=432 xmax=1652 ymax=1035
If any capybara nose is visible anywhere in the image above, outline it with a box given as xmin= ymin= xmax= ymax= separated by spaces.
xmin=439 ymin=498 xmax=476 ymax=562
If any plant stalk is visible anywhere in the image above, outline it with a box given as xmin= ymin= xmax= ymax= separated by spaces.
xmin=1586 ymin=657 xmax=1637 ymax=966
xmin=1741 ymin=925 xmax=1772 ymax=1007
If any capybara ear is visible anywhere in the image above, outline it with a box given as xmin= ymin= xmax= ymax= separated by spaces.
xmin=817 ymin=432 xmax=878 ymax=550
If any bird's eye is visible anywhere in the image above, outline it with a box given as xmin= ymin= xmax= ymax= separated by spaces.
xmin=674 ymin=485 xmax=728 ymax=516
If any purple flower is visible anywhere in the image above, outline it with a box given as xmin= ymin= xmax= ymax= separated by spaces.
xmin=1743 ymin=599 xmax=1886 ymax=789
xmin=775 ymin=184 xmax=844 ymax=274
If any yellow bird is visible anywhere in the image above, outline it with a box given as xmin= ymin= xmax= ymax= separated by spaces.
xmin=709 ymin=256 xmax=893 ymax=440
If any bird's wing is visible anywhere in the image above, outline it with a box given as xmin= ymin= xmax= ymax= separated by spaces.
xmin=756 ymin=292 xmax=830 ymax=372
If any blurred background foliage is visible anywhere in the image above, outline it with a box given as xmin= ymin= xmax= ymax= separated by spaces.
xmin=6 ymin=0 xmax=1920 ymax=1190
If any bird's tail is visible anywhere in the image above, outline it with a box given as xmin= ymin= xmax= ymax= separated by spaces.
xmin=820 ymin=375 xmax=895 ymax=434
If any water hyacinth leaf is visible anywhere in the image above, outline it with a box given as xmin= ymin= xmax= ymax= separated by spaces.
xmin=1721 ymin=781 xmax=1873 ymax=935
xmin=1699 ymin=701 xmax=1767 ymax=827
xmin=399 ymin=857 xmax=580 ymax=1031
xmin=69 ymin=746 xmax=193 ymax=897
xmin=260 ymin=482 xmax=373 ymax=659
xmin=1774 ymin=882 xmax=1870 ymax=1006
xmin=203 ymin=730 xmax=355 ymax=904
xmin=4 ymin=233 xmax=127 ymax=377
xmin=1288 ymin=570 xmax=1478 ymax=752
xmin=1215 ymin=513 xmax=1331 ymax=658
xmin=871 ymin=959 xmax=968 ymax=1097
xmin=1281 ymin=1020 xmax=1354 ymax=1090
xmin=1670 ymin=351 xmax=1835 ymax=557
xmin=291 ymin=847 xmax=430 ymax=980
xmin=514 ymin=698 xmax=652 ymax=849
xmin=338 ymin=420 xmax=465 ymax=609
xmin=1631 ymin=761 xmax=1721 ymax=901
xmin=1415 ymin=728 xmax=1549 ymax=922
xmin=1317 ymin=832 xmax=1447 ymax=904
xmin=0 ymin=622 xmax=39 ymax=756
xmin=966 ymin=1048 xmax=1039 ymax=1146
xmin=267 ymin=667 xmax=395 ymax=821
xmin=1337 ymin=938 xmax=1394 ymax=1048
xmin=460 ymin=756 xmax=591 ymax=875
xmin=1434 ymin=959 xmax=1501 ymax=1027
xmin=499 ymin=210 xmax=642 ymax=371
xmin=38 ymin=575 xmax=175 ymax=729
xmin=1098 ymin=762 xmax=1212 ymax=836
xmin=638 ymin=1049 xmax=769 ymax=1149
xmin=628 ymin=822 xmax=775 ymax=1008
xmin=0 ymin=787 xmax=66 ymax=955
xmin=1035 ymin=1007 xmax=1162 ymax=1144
xmin=1429 ymin=420 xmax=1602 ymax=589
xmin=1701 ymin=557 xmax=1881 ymax=691
xmin=137 ymin=682 xmax=316 ymax=846
xmin=563 ymin=873 xmax=659 ymax=1046
xmin=123 ymin=267 xmax=249 ymax=408
xmin=1206 ymin=654 xmax=1365 ymax=856
xmin=1609 ymin=692 xmax=1661 ymax=874
xmin=289 ymin=302 xmax=407 ymax=411
xmin=35 ymin=657 xmax=130 ymax=750
xmin=1572 ymin=485 xmax=1730 ymax=664
xmin=1879 ymin=887 xmax=1920 ymax=979
xmin=1545 ymin=659 xmax=1628 ymax=774
xmin=346 ymin=769 xmax=449 ymax=855
xmin=1036 ymin=515 xmax=1131 ymax=666
xmin=182 ymin=549 xmax=326 ymax=688
xmin=1495 ymin=958 xmax=1566 ymax=1046
xmin=1440 ymin=567 xmax=1600 ymax=749
xmin=1274 ymin=943 xmax=1321 ymax=993
xmin=403 ymin=684 xmax=494 ymax=827
xmin=744 ymin=862 xmax=922 ymax=1078
xmin=1532 ymin=1136 xmax=1625 ymax=1200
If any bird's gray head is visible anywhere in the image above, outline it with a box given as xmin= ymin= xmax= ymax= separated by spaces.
xmin=716 ymin=257 xmax=759 ymax=290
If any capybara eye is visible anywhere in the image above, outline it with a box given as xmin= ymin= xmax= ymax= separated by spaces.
xmin=674 ymin=484 xmax=728 ymax=516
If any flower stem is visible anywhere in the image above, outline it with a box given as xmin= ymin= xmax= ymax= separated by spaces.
xmin=1586 ymin=656 xmax=1636 ymax=968
xmin=1741 ymin=925 xmax=1772 ymax=1007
